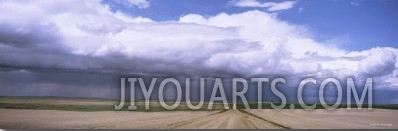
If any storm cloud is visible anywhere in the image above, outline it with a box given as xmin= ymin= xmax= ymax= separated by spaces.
xmin=0 ymin=0 xmax=397 ymax=102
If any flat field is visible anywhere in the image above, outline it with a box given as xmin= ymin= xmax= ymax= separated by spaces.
xmin=0 ymin=97 xmax=397 ymax=129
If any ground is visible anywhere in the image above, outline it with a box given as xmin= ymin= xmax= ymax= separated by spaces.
xmin=0 ymin=97 xmax=397 ymax=129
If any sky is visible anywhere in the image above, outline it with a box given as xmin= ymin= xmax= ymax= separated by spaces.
xmin=0 ymin=0 xmax=397 ymax=103
xmin=103 ymin=0 xmax=398 ymax=51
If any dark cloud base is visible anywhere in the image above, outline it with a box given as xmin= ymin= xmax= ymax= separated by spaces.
xmin=1 ymin=69 xmax=396 ymax=104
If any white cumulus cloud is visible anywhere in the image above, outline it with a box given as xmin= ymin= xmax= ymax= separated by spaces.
xmin=0 ymin=0 xmax=397 ymax=89
xmin=229 ymin=0 xmax=297 ymax=12
xmin=114 ymin=0 xmax=150 ymax=9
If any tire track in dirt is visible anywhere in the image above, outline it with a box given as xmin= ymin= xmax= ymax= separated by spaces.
xmin=239 ymin=110 xmax=290 ymax=129
xmin=162 ymin=110 xmax=289 ymax=129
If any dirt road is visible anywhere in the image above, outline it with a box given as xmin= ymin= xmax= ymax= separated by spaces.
xmin=1 ymin=108 xmax=398 ymax=129
xmin=247 ymin=109 xmax=398 ymax=129
xmin=0 ymin=109 xmax=217 ymax=129
xmin=0 ymin=109 xmax=286 ymax=129
xmin=163 ymin=110 xmax=287 ymax=129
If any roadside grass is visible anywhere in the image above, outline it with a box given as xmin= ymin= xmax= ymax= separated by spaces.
xmin=0 ymin=102 xmax=227 ymax=112
xmin=0 ymin=96 xmax=397 ymax=111
xmin=1 ymin=102 xmax=397 ymax=112
xmin=235 ymin=103 xmax=398 ymax=110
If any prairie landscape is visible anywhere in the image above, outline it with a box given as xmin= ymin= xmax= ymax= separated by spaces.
xmin=0 ymin=97 xmax=398 ymax=129
xmin=1 ymin=0 xmax=398 ymax=130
